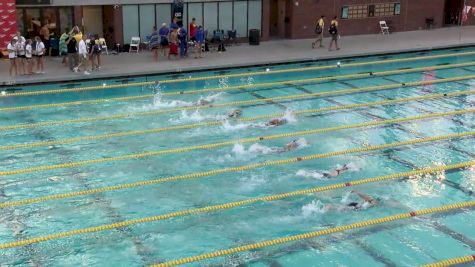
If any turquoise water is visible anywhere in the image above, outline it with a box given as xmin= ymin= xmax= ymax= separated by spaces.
xmin=0 ymin=47 xmax=474 ymax=266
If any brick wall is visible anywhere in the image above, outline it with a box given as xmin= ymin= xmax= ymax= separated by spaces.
xmin=277 ymin=0 xmax=475 ymax=39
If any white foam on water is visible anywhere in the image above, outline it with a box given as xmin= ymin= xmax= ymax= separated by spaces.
xmin=248 ymin=143 xmax=276 ymax=154
xmin=170 ymin=110 xmax=226 ymax=123
xmin=221 ymin=120 xmax=251 ymax=132
xmin=282 ymin=109 xmax=297 ymax=123
xmin=296 ymin=169 xmax=324 ymax=179
xmin=302 ymin=200 xmax=327 ymax=217
xmin=340 ymin=191 xmax=352 ymax=204
xmin=198 ymin=92 xmax=226 ymax=104
xmin=238 ymin=174 xmax=267 ymax=192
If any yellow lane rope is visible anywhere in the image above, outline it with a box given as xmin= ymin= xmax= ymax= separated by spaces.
xmin=1 ymin=109 xmax=474 ymax=177
xmin=421 ymin=255 xmax=475 ymax=267
xmin=2 ymin=75 xmax=474 ymax=132
xmin=1 ymin=160 xmax=473 ymax=250
xmin=2 ymin=93 xmax=473 ymax=152
xmin=2 ymin=60 xmax=474 ymax=102
xmin=2 ymin=51 xmax=475 ymax=99
xmin=152 ymin=200 xmax=475 ymax=267
xmin=1 ymin=132 xmax=473 ymax=208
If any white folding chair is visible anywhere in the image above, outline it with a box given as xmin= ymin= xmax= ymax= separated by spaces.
xmin=99 ymin=38 xmax=108 ymax=55
xmin=379 ymin=21 xmax=389 ymax=35
xmin=129 ymin=37 xmax=140 ymax=53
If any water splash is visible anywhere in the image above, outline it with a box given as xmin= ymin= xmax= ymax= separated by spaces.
xmin=221 ymin=120 xmax=252 ymax=132
xmin=170 ymin=110 xmax=226 ymax=123
xmin=408 ymin=161 xmax=447 ymax=196
xmin=302 ymin=200 xmax=327 ymax=217
xmin=340 ymin=191 xmax=352 ymax=204
xmin=296 ymin=170 xmax=324 ymax=179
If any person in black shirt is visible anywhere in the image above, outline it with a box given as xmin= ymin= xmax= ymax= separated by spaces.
xmin=66 ymin=34 xmax=77 ymax=71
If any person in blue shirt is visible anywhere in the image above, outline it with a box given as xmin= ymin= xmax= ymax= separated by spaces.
xmin=178 ymin=27 xmax=188 ymax=57
xmin=194 ymin=26 xmax=205 ymax=59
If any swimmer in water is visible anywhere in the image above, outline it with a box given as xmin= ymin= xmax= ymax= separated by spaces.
xmin=228 ymin=109 xmax=242 ymax=118
xmin=266 ymin=118 xmax=287 ymax=126
xmin=196 ymin=99 xmax=211 ymax=106
xmin=282 ymin=138 xmax=306 ymax=152
xmin=322 ymin=164 xmax=350 ymax=178
xmin=346 ymin=190 xmax=379 ymax=210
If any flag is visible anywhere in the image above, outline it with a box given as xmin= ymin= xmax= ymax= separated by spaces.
xmin=0 ymin=0 xmax=17 ymax=50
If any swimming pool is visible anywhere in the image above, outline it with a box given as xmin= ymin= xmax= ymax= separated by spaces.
xmin=0 ymin=46 xmax=474 ymax=266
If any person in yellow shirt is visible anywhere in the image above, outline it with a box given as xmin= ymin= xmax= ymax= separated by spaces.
xmin=312 ymin=15 xmax=325 ymax=48
xmin=328 ymin=16 xmax=340 ymax=51
xmin=72 ymin=26 xmax=83 ymax=43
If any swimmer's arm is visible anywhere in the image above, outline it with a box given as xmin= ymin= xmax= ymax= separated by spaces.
xmin=351 ymin=190 xmax=375 ymax=202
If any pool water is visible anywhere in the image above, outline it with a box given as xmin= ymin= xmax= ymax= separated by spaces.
xmin=0 ymin=47 xmax=475 ymax=266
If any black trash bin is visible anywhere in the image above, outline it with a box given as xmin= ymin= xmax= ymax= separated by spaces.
xmin=249 ymin=29 xmax=260 ymax=45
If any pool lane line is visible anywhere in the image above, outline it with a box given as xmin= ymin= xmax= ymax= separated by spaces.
xmin=2 ymin=75 xmax=475 ymax=132
xmin=2 ymin=106 xmax=475 ymax=177
xmin=151 ymin=200 xmax=475 ymax=267
xmin=1 ymin=131 xmax=474 ymax=210
xmin=2 ymin=90 xmax=474 ymax=152
xmin=2 ymin=50 xmax=475 ymax=98
xmin=0 ymin=162 xmax=472 ymax=250
xmin=421 ymin=255 xmax=475 ymax=267
xmin=2 ymin=60 xmax=475 ymax=102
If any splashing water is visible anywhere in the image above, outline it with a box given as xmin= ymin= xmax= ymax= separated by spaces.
xmin=282 ymin=109 xmax=297 ymax=123
xmin=296 ymin=170 xmax=324 ymax=179
xmin=231 ymin=143 xmax=277 ymax=156
xmin=302 ymin=200 xmax=327 ymax=217
xmin=198 ymin=92 xmax=226 ymax=104
xmin=221 ymin=120 xmax=252 ymax=132
xmin=170 ymin=110 xmax=227 ymax=123
xmin=408 ymin=161 xmax=447 ymax=196
xmin=340 ymin=191 xmax=352 ymax=204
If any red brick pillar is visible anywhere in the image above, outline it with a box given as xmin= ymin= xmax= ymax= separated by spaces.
xmin=261 ymin=0 xmax=270 ymax=41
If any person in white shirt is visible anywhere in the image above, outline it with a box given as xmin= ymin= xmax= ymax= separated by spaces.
xmin=25 ymin=39 xmax=33 ymax=75
xmin=34 ymin=36 xmax=45 ymax=73
xmin=15 ymin=32 xmax=26 ymax=75
xmin=7 ymin=38 xmax=17 ymax=77
xmin=75 ymin=35 xmax=90 ymax=75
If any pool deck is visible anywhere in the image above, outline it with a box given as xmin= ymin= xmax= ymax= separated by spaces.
xmin=2 ymin=26 xmax=475 ymax=86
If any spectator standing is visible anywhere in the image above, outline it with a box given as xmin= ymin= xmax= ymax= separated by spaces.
xmin=76 ymin=35 xmax=90 ymax=75
xmin=66 ymin=32 xmax=77 ymax=72
xmin=93 ymin=38 xmax=102 ymax=69
xmin=59 ymin=28 xmax=69 ymax=65
xmin=159 ymin=23 xmax=170 ymax=57
xmin=312 ymin=15 xmax=325 ymax=48
xmin=189 ymin=18 xmax=198 ymax=41
xmin=168 ymin=28 xmax=179 ymax=60
xmin=7 ymin=38 xmax=17 ymax=77
xmin=25 ymin=39 xmax=33 ymax=74
xmin=170 ymin=17 xmax=179 ymax=30
xmin=15 ymin=33 xmax=26 ymax=75
xmin=178 ymin=26 xmax=188 ymax=58
xmin=194 ymin=26 xmax=205 ymax=59
xmin=34 ymin=36 xmax=45 ymax=73
xmin=39 ymin=21 xmax=51 ymax=56
xmin=150 ymin=26 xmax=160 ymax=61
xmin=328 ymin=16 xmax=340 ymax=51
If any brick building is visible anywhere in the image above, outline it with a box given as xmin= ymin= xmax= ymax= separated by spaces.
xmin=7 ymin=0 xmax=475 ymax=49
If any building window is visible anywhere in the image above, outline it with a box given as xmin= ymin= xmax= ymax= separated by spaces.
xmin=394 ymin=3 xmax=401 ymax=15
xmin=341 ymin=2 xmax=400 ymax=19
xmin=368 ymin=5 xmax=375 ymax=17
xmin=341 ymin=6 xmax=349 ymax=19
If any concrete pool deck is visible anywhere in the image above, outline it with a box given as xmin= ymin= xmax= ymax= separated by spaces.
xmin=2 ymin=26 xmax=475 ymax=86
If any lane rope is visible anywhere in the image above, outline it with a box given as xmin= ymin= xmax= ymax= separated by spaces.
xmin=1 ymin=160 xmax=473 ymax=250
xmin=1 ymin=110 xmax=474 ymax=177
xmin=2 ymin=93 xmax=473 ymax=152
xmin=420 ymin=255 xmax=475 ymax=267
xmin=151 ymin=200 xmax=475 ymax=267
xmin=1 ymin=60 xmax=474 ymax=103
xmin=1 ymin=131 xmax=473 ymax=208
xmin=2 ymin=75 xmax=475 ymax=132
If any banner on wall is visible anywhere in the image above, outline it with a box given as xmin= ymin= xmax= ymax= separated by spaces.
xmin=172 ymin=0 xmax=184 ymax=27
xmin=0 ymin=0 xmax=17 ymax=50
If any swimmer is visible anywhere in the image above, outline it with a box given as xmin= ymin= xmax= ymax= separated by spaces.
xmin=228 ymin=109 xmax=242 ymax=118
xmin=196 ymin=99 xmax=211 ymax=106
xmin=266 ymin=118 xmax=287 ymax=127
xmin=281 ymin=138 xmax=307 ymax=152
xmin=346 ymin=190 xmax=379 ymax=210
xmin=322 ymin=164 xmax=350 ymax=178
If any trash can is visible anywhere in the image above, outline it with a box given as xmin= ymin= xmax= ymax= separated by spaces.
xmin=249 ymin=29 xmax=260 ymax=45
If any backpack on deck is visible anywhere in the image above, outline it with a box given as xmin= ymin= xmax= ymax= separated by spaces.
xmin=315 ymin=23 xmax=322 ymax=34
xmin=329 ymin=24 xmax=337 ymax=35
